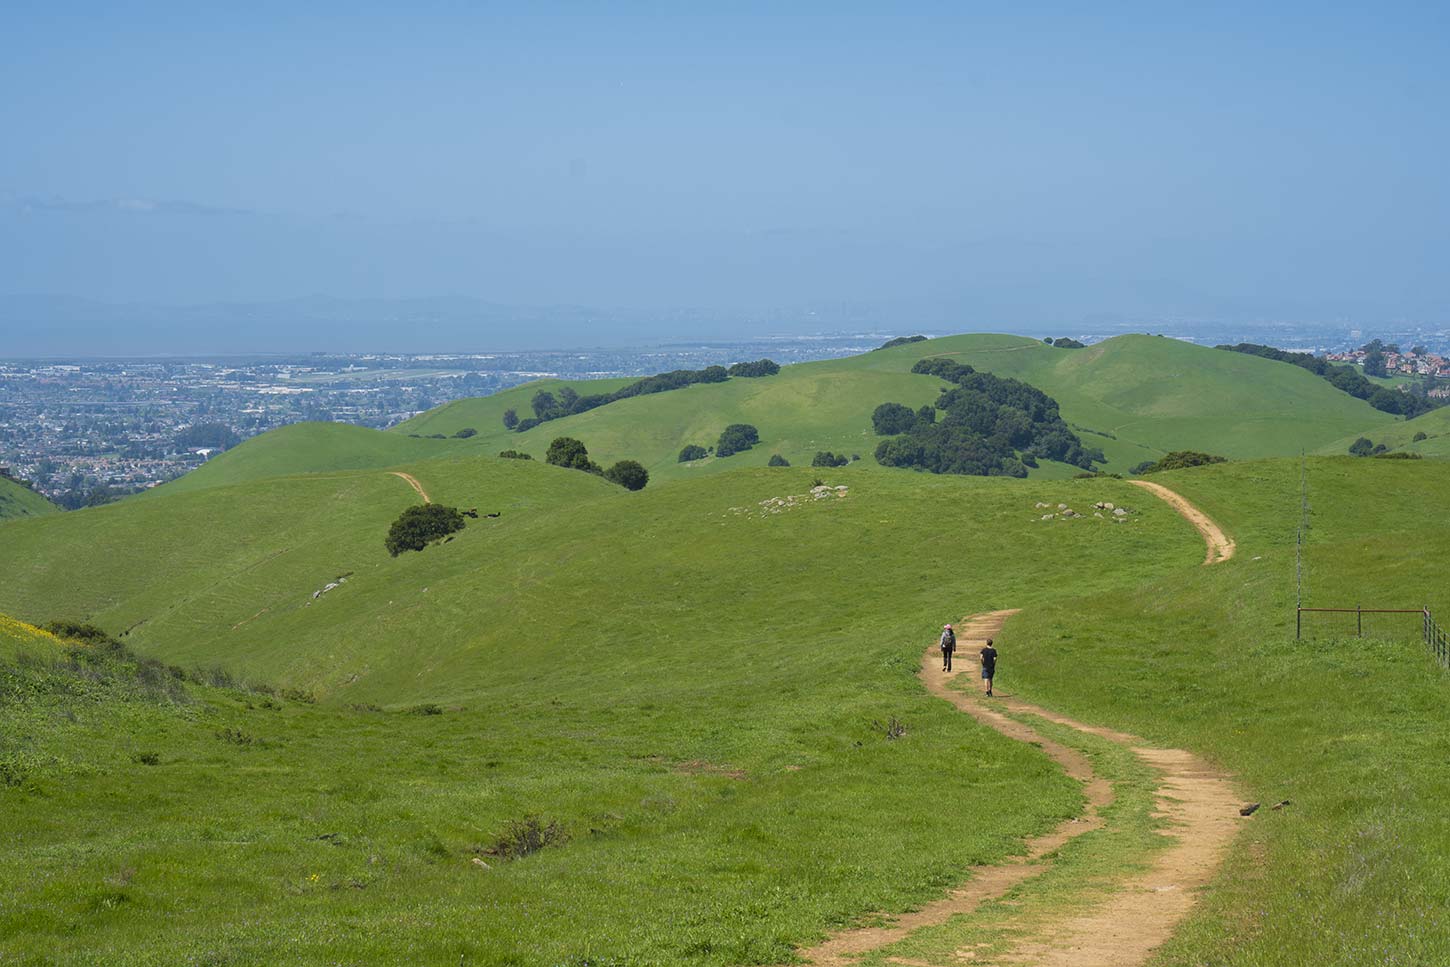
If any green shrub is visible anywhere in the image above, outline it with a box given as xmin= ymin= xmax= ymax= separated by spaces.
xmin=1050 ymin=337 xmax=1086 ymax=349
xmin=546 ymin=437 xmax=603 ymax=475
xmin=604 ymin=460 xmax=649 ymax=491
xmin=812 ymin=451 xmax=849 ymax=468
xmin=502 ymin=407 xmax=519 ymax=430
xmin=385 ymin=504 xmax=467 ymax=556
xmin=726 ymin=359 xmax=780 ymax=378
xmin=407 ymin=703 xmax=444 ymax=716
xmin=875 ymin=335 xmax=927 ymax=350
xmin=1375 ymin=451 xmax=1423 ymax=459
xmin=498 ymin=449 xmax=533 ymax=460
xmin=768 ymin=454 xmax=790 ymax=467
xmin=1135 ymin=451 xmax=1228 ymax=473
xmin=452 ymin=427 xmax=477 ymax=439
xmin=1413 ymin=431 xmax=1429 ymax=442
xmin=715 ymin=424 xmax=759 ymax=458
xmin=1348 ymin=437 xmax=1375 ymax=457
xmin=872 ymin=402 xmax=918 ymax=435
xmin=678 ymin=444 xmax=708 ymax=463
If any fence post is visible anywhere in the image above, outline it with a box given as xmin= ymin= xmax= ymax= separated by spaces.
xmin=1357 ymin=604 xmax=1363 ymax=638
xmin=1296 ymin=607 xmax=1302 ymax=640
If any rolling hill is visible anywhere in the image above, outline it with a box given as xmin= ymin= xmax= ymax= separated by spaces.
xmin=6 ymin=334 xmax=1450 ymax=964
xmin=175 ymin=333 xmax=1405 ymax=498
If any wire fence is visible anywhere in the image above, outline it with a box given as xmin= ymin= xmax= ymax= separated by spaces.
xmin=1297 ymin=606 xmax=1449 ymax=670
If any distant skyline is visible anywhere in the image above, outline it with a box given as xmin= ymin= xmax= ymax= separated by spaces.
xmin=3 ymin=3 xmax=1448 ymax=353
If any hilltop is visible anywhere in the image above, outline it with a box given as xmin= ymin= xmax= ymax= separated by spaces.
xmin=169 ymin=333 xmax=1404 ymax=496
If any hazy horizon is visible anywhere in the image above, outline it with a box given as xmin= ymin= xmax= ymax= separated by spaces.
xmin=4 ymin=4 xmax=1448 ymax=353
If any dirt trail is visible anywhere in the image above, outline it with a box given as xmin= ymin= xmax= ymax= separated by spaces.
xmin=1127 ymin=479 xmax=1235 ymax=564
xmin=389 ymin=471 xmax=430 ymax=503
xmin=794 ymin=610 xmax=1241 ymax=967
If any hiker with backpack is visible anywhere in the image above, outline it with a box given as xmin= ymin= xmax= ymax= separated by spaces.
xmin=939 ymin=624 xmax=956 ymax=671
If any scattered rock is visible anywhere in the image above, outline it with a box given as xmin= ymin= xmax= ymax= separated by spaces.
xmin=1035 ymin=501 xmax=1050 ymax=509
xmin=1271 ymin=799 xmax=1292 ymax=810
xmin=1239 ymin=802 xmax=1260 ymax=816
xmin=471 ymin=857 xmax=491 ymax=869
xmin=1041 ymin=514 xmax=1054 ymax=521
xmin=1094 ymin=512 xmax=1104 ymax=518
xmin=1113 ymin=507 xmax=1128 ymax=517
xmin=1058 ymin=503 xmax=1068 ymax=510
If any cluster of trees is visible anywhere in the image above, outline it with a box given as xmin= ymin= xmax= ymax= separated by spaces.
xmin=876 ymin=335 xmax=928 ymax=350
xmin=545 ymin=437 xmax=649 ymax=490
xmin=1217 ymin=343 xmax=1443 ymax=418
xmin=870 ymin=358 xmax=1103 ymax=477
xmin=716 ymin=424 xmax=760 ymax=457
xmin=727 ymin=359 xmax=780 ymax=377
xmin=678 ymin=444 xmax=708 ymax=462
xmin=1043 ymin=337 xmax=1086 ymax=349
xmin=1348 ymin=437 xmax=1387 ymax=457
xmin=174 ymin=423 xmax=240 ymax=452
xmin=768 ymin=454 xmax=790 ymax=467
xmin=498 ymin=449 xmax=532 ymax=460
xmin=502 ymin=360 xmax=780 ymax=433
xmin=811 ymin=451 xmax=851 ymax=467
xmin=1130 ymin=451 xmax=1227 ymax=474
xmin=386 ymin=504 xmax=466 ymax=557
xmin=452 ymin=427 xmax=477 ymax=438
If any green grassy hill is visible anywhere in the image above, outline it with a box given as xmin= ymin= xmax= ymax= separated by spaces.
xmin=4 ymin=430 xmax=1450 ymax=961
xmin=1318 ymin=402 xmax=1450 ymax=457
xmin=0 ymin=451 xmax=1200 ymax=964
xmin=0 ymin=475 xmax=57 ymax=519
xmin=177 ymin=333 xmax=1400 ymax=496
xmin=5 ymin=336 xmax=1447 ymax=964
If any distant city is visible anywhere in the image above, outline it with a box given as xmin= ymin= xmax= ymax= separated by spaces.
xmin=4 ymin=323 xmax=1449 ymax=508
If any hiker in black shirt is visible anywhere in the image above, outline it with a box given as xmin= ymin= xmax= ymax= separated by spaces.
xmin=980 ymin=639 xmax=998 ymax=697
xmin=939 ymin=624 xmax=956 ymax=671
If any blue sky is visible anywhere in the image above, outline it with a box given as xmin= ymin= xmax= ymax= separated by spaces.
xmin=2 ymin=2 xmax=1448 ymax=345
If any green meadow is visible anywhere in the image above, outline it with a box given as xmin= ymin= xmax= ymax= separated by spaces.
xmin=2 ymin=458 xmax=1193 ymax=965
xmin=3 ymin=333 xmax=1448 ymax=965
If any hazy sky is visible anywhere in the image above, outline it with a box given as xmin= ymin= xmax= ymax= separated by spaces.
xmin=3 ymin=2 xmax=1449 ymax=346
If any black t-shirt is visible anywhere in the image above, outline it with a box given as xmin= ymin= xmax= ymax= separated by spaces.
xmin=979 ymin=646 xmax=997 ymax=672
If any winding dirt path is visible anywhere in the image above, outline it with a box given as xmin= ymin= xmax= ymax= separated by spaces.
xmin=1127 ymin=479 xmax=1235 ymax=564
xmin=795 ymin=480 xmax=1241 ymax=964
xmin=389 ymin=471 xmax=430 ymax=503
xmin=795 ymin=609 xmax=1241 ymax=965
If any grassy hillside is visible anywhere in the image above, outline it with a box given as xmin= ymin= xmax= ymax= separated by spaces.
xmin=152 ymin=421 xmax=454 ymax=495
xmin=389 ymin=333 xmax=1396 ymax=479
xmin=0 ymin=457 xmax=1200 ymax=964
xmin=989 ymin=458 xmax=1450 ymax=967
xmin=0 ymin=474 xmax=57 ymax=519
xmin=1318 ymin=403 xmax=1450 ymax=457
xmin=158 ymin=334 xmax=1399 ymax=498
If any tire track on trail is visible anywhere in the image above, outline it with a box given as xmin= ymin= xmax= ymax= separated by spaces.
xmin=389 ymin=471 xmax=430 ymax=503
xmin=793 ymin=487 xmax=1242 ymax=966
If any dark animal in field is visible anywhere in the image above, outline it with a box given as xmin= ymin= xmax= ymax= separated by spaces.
xmin=485 ymin=512 xmax=501 ymax=518
xmin=1239 ymin=802 xmax=1260 ymax=816
xmin=461 ymin=508 xmax=480 ymax=518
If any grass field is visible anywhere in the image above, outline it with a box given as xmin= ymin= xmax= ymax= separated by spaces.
xmin=0 ymin=475 xmax=57 ymax=520
xmin=0 ymin=458 xmax=1197 ymax=964
xmin=5 ymin=340 xmax=1448 ymax=964
xmin=998 ymin=457 xmax=1450 ymax=965
xmin=172 ymin=334 xmax=1405 ymax=500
